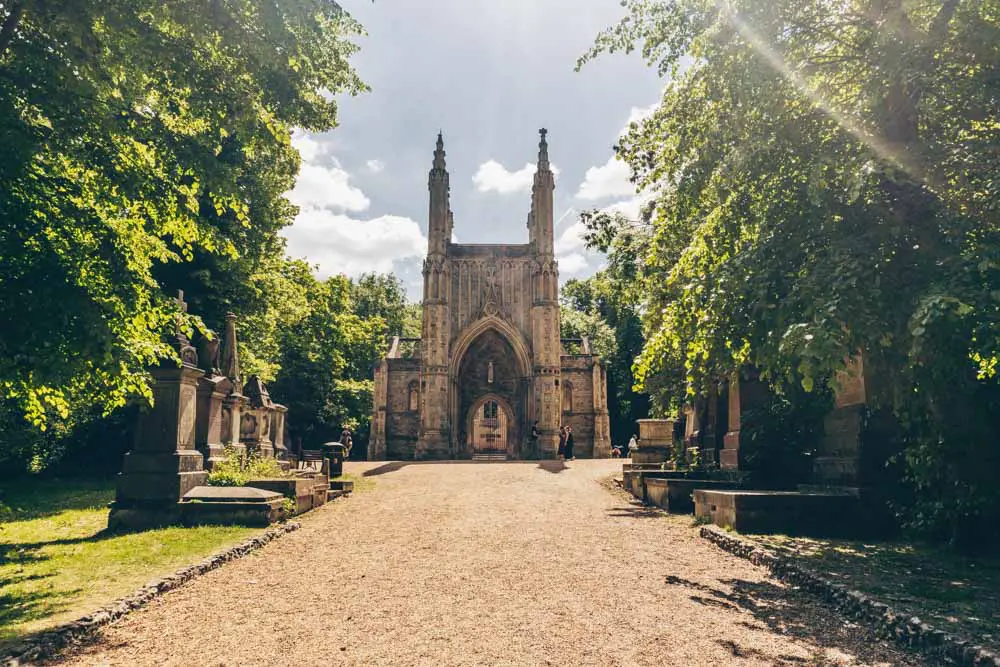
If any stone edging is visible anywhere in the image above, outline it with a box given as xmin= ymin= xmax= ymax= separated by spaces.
xmin=699 ymin=525 xmax=999 ymax=667
xmin=2 ymin=522 xmax=302 ymax=667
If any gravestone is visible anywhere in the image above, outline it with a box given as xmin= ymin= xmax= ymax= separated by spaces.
xmin=108 ymin=291 xmax=209 ymax=530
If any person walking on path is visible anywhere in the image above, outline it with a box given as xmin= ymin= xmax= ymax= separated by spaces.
xmin=558 ymin=425 xmax=567 ymax=459
xmin=564 ymin=426 xmax=575 ymax=460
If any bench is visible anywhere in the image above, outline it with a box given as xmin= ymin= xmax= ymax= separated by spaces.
xmin=298 ymin=450 xmax=325 ymax=471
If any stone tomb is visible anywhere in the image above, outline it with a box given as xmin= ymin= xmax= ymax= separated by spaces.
xmin=644 ymin=478 xmax=744 ymax=514
xmin=109 ymin=296 xmax=298 ymax=530
xmin=180 ymin=486 xmax=286 ymax=527
xmin=694 ymin=361 xmax=872 ymax=536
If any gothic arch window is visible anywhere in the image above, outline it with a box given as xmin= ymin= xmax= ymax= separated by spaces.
xmin=408 ymin=381 xmax=419 ymax=412
xmin=563 ymin=380 xmax=573 ymax=413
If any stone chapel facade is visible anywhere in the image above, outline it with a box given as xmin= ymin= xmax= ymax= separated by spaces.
xmin=369 ymin=130 xmax=612 ymax=461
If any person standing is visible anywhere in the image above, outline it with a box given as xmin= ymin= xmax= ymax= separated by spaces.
xmin=530 ymin=421 xmax=540 ymax=458
xmin=558 ymin=425 xmax=567 ymax=459
xmin=564 ymin=426 xmax=575 ymax=461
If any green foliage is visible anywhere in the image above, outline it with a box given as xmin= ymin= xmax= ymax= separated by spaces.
xmin=270 ymin=274 xmax=386 ymax=448
xmin=581 ymin=0 xmax=1000 ymax=546
xmin=561 ymin=210 xmax=651 ymax=440
xmin=206 ymin=448 xmax=287 ymax=487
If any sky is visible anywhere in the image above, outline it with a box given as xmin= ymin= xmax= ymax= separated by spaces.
xmin=283 ymin=0 xmax=664 ymax=300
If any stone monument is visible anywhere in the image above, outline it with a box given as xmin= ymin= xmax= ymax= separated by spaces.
xmin=108 ymin=291 xmax=209 ymax=530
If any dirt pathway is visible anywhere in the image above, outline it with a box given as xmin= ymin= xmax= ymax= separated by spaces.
xmin=63 ymin=460 xmax=920 ymax=666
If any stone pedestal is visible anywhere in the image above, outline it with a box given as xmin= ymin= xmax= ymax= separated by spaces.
xmin=109 ymin=364 xmax=208 ymax=530
xmin=196 ymin=374 xmax=231 ymax=470
xmin=634 ymin=419 xmax=676 ymax=465
xmin=271 ymin=404 xmax=289 ymax=458
xmin=720 ymin=373 xmax=768 ymax=471
xmin=220 ymin=392 xmax=247 ymax=458
xmin=241 ymin=408 xmax=274 ymax=458
xmin=814 ymin=356 xmax=866 ymax=487
xmin=242 ymin=376 xmax=275 ymax=458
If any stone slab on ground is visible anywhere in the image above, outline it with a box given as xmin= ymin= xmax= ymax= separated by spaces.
xmin=182 ymin=486 xmax=283 ymax=502
xmin=694 ymin=489 xmax=861 ymax=537
xmin=644 ymin=478 xmax=744 ymax=513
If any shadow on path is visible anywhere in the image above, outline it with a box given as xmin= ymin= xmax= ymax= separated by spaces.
xmin=661 ymin=574 xmax=921 ymax=665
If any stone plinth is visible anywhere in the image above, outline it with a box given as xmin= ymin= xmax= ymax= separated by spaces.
xmin=815 ymin=356 xmax=866 ymax=487
xmin=220 ymin=392 xmax=246 ymax=458
xmin=180 ymin=486 xmax=285 ymax=526
xmin=109 ymin=364 xmax=208 ymax=530
xmin=693 ymin=489 xmax=860 ymax=537
xmin=720 ymin=373 xmax=769 ymax=471
xmin=634 ymin=418 xmax=676 ymax=465
xmin=644 ymin=478 xmax=744 ymax=514
xmin=246 ymin=475 xmax=329 ymax=515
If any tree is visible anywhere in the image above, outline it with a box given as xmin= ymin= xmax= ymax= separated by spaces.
xmin=0 ymin=1 xmax=365 ymax=471
xmin=581 ymin=0 xmax=1000 ymax=546
xmin=561 ymin=210 xmax=651 ymax=439
xmin=351 ymin=273 xmax=410 ymax=338
xmin=270 ymin=274 xmax=386 ymax=447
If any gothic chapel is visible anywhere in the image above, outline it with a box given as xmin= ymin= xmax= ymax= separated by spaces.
xmin=369 ymin=130 xmax=612 ymax=460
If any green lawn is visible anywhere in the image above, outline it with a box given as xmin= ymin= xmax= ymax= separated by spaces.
xmin=0 ymin=478 xmax=257 ymax=650
xmin=749 ymin=533 xmax=1000 ymax=653
xmin=332 ymin=472 xmax=376 ymax=494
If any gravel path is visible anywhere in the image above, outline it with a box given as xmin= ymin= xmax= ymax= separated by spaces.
xmin=63 ymin=460 xmax=921 ymax=666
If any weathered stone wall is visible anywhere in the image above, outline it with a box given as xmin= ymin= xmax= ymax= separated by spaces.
xmin=560 ymin=357 xmax=597 ymax=458
xmin=446 ymin=247 xmax=535 ymax=343
xmin=385 ymin=359 xmax=419 ymax=459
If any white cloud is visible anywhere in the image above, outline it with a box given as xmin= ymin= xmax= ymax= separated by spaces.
xmin=287 ymin=161 xmax=371 ymax=213
xmin=555 ymin=220 xmax=587 ymax=255
xmin=472 ymin=160 xmax=560 ymax=194
xmin=282 ymin=210 xmax=427 ymax=277
xmin=291 ymin=130 xmax=324 ymax=163
xmin=558 ymin=252 xmax=589 ymax=276
xmin=626 ymin=102 xmax=658 ymax=127
xmin=366 ymin=159 xmax=385 ymax=173
xmin=575 ymin=156 xmax=635 ymax=201
xmin=601 ymin=193 xmax=654 ymax=221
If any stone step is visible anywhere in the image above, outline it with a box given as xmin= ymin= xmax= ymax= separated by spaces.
xmin=471 ymin=452 xmax=508 ymax=462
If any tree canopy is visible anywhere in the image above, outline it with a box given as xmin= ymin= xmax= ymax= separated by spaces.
xmin=0 ymin=1 xmax=376 ymax=473
xmin=0 ymin=0 xmax=366 ymax=433
xmin=580 ymin=0 xmax=1000 ymax=545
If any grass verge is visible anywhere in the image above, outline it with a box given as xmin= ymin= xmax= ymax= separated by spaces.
xmin=332 ymin=473 xmax=375 ymax=493
xmin=0 ymin=478 xmax=257 ymax=650
xmin=748 ymin=533 xmax=1000 ymax=653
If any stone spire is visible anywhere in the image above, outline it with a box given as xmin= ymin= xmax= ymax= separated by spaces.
xmin=428 ymin=132 xmax=450 ymax=257
xmin=433 ymin=131 xmax=446 ymax=170
xmin=531 ymin=128 xmax=555 ymax=256
xmin=537 ymin=128 xmax=550 ymax=171
xmin=220 ymin=311 xmax=242 ymax=393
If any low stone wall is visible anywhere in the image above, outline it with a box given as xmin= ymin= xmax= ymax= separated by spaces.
xmin=2 ymin=523 xmax=301 ymax=666
xmin=699 ymin=525 xmax=1000 ymax=667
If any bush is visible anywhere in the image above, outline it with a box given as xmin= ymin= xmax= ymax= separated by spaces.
xmin=206 ymin=448 xmax=287 ymax=487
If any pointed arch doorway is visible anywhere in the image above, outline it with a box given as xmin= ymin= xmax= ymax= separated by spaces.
xmin=468 ymin=395 xmax=514 ymax=455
